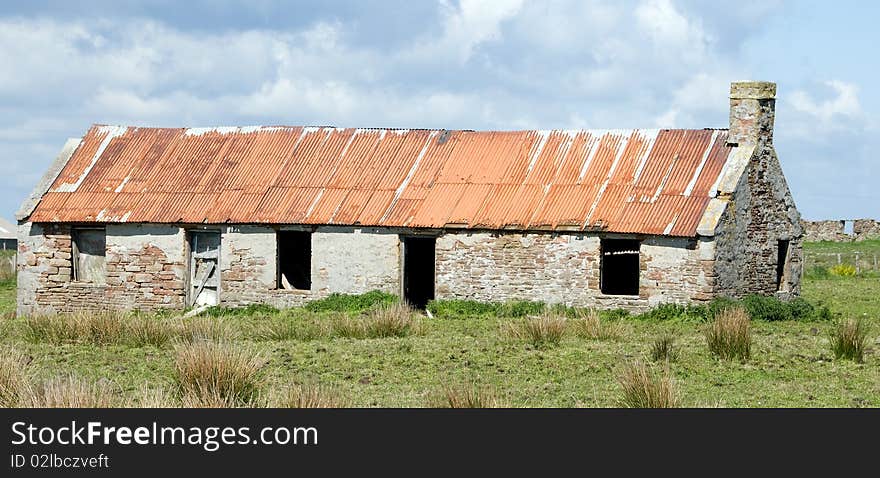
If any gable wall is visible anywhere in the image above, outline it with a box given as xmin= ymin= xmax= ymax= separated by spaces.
xmin=712 ymin=144 xmax=803 ymax=298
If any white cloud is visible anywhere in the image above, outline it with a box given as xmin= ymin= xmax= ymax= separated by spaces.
xmin=3 ymin=0 xmax=872 ymax=220
xmin=404 ymin=0 xmax=524 ymax=64
xmin=790 ymin=80 xmax=862 ymax=124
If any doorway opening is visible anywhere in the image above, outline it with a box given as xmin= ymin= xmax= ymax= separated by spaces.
xmin=402 ymin=236 xmax=435 ymax=309
xmin=188 ymin=230 xmax=221 ymax=307
xmin=776 ymin=239 xmax=790 ymax=291
xmin=277 ymin=231 xmax=311 ymax=290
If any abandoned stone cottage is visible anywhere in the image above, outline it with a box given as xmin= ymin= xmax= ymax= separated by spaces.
xmin=15 ymin=81 xmax=803 ymax=316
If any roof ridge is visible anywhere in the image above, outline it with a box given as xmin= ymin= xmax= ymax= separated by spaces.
xmin=89 ymin=123 xmax=729 ymax=134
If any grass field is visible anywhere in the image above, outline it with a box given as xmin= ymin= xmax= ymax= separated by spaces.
xmin=0 ymin=243 xmax=876 ymax=408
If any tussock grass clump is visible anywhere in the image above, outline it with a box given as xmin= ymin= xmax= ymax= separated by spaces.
xmin=503 ymin=312 xmax=567 ymax=348
xmin=130 ymin=385 xmax=178 ymax=408
xmin=24 ymin=376 xmax=117 ymax=408
xmin=571 ymin=309 xmax=624 ymax=340
xmin=364 ymin=303 xmax=421 ymax=338
xmin=25 ymin=312 xmax=179 ymax=347
xmin=650 ymin=334 xmax=678 ymax=363
xmin=431 ymin=383 xmax=502 ymax=408
xmin=178 ymin=317 xmax=235 ymax=343
xmin=830 ymin=318 xmax=870 ymax=363
xmin=331 ymin=304 xmax=421 ymax=339
xmin=705 ymin=307 xmax=751 ymax=361
xmin=0 ymin=347 xmax=29 ymax=407
xmin=173 ymin=341 xmax=266 ymax=407
xmin=127 ymin=317 xmax=177 ymax=347
xmin=617 ymin=361 xmax=679 ymax=408
xmin=273 ymin=382 xmax=348 ymax=408
xmin=252 ymin=315 xmax=328 ymax=341
xmin=25 ymin=314 xmax=86 ymax=344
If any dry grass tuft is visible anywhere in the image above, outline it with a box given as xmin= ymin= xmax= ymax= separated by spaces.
xmin=253 ymin=314 xmax=329 ymax=341
xmin=25 ymin=312 xmax=180 ymax=347
xmin=830 ymin=318 xmax=870 ymax=363
xmin=503 ymin=312 xmax=567 ymax=348
xmin=430 ymin=382 xmax=503 ymax=408
xmin=129 ymin=385 xmax=179 ymax=408
xmin=174 ymin=341 xmax=265 ymax=407
xmin=650 ymin=334 xmax=678 ymax=363
xmin=127 ymin=317 xmax=178 ymax=347
xmin=617 ymin=361 xmax=679 ymax=408
xmin=570 ymin=309 xmax=624 ymax=340
xmin=0 ymin=347 xmax=29 ymax=407
xmin=273 ymin=382 xmax=349 ymax=408
xmin=332 ymin=304 xmax=422 ymax=339
xmin=178 ymin=317 xmax=236 ymax=343
xmin=705 ymin=307 xmax=751 ymax=361
xmin=24 ymin=376 xmax=117 ymax=408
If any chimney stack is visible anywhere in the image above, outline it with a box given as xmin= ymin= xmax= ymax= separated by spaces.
xmin=729 ymin=81 xmax=776 ymax=146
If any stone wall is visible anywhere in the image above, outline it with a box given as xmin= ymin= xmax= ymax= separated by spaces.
xmin=435 ymin=231 xmax=713 ymax=310
xmin=800 ymin=219 xmax=880 ymax=242
xmin=712 ymin=147 xmax=803 ymax=299
xmin=219 ymin=226 xmax=400 ymax=308
xmin=17 ymin=223 xmax=186 ymax=316
xmin=19 ymin=220 xmax=723 ymax=314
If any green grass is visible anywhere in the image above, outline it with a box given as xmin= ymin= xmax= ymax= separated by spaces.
xmin=804 ymin=239 xmax=880 ymax=278
xmin=0 ymin=242 xmax=877 ymax=407
xmin=0 ymin=277 xmax=14 ymax=318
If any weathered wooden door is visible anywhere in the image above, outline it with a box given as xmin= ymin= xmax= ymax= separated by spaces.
xmin=188 ymin=231 xmax=220 ymax=307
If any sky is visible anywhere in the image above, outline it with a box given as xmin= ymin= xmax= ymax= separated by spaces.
xmin=0 ymin=0 xmax=877 ymax=222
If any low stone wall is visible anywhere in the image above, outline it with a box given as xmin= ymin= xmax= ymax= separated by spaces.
xmin=801 ymin=219 xmax=880 ymax=242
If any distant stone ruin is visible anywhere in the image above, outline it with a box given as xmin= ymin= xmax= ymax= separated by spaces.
xmin=801 ymin=219 xmax=880 ymax=242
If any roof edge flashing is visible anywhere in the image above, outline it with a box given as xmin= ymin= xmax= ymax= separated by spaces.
xmin=16 ymin=137 xmax=82 ymax=222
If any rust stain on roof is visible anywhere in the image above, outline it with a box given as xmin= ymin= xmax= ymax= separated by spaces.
xmin=28 ymin=125 xmax=735 ymax=237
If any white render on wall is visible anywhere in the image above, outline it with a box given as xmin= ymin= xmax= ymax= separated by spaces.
xmin=311 ymin=227 xmax=400 ymax=295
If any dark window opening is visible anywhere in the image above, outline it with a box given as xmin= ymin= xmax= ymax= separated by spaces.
xmin=600 ymin=239 xmax=640 ymax=296
xmin=402 ymin=236 xmax=435 ymax=309
xmin=776 ymin=239 xmax=790 ymax=291
xmin=72 ymin=227 xmax=106 ymax=284
xmin=278 ymin=231 xmax=311 ymax=290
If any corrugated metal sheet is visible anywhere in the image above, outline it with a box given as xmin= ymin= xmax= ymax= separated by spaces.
xmin=28 ymin=125 xmax=735 ymax=237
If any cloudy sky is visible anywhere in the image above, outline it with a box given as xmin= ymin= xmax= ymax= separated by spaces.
xmin=1 ymin=0 xmax=877 ymax=222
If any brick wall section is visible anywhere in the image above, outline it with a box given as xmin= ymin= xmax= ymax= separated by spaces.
xmin=17 ymin=223 xmax=186 ymax=315
xmin=435 ymin=232 xmax=714 ymax=311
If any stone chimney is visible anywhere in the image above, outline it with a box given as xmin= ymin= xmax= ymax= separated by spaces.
xmin=729 ymin=81 xmax=776 ymax=146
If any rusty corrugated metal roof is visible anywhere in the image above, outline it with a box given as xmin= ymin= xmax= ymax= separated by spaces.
xmin=28 ymin=125 xmax=734 ymax=236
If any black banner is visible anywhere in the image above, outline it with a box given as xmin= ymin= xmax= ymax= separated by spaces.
xmin=1 ymin=408 xmax=875 ymax=475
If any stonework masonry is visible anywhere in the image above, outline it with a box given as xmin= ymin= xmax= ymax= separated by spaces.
xmin=712 ymin=82 xmax=803 ymax=299
xmin=19 ymin=220 xmax=724 ymax=315
xmin=435 ymin=232 xmax=714 ymax=311
xmin=800 ymin=219 xmax=880 ymax=242
xmin=219 ymin=226 xmax=400 ymax=308
xmin=17 ymin=223 xmax=186 ymax=316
